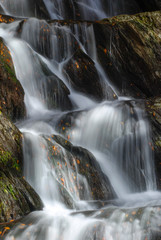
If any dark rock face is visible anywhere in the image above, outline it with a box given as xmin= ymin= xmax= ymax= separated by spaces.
xmin=40 ymin=75 xmax=73 ymax=111
xmin=93 ymin=11 xmax=161 ymax=98
xmin=0 ymin=38 xmax=25 ymax=121
xmin=0 ymin=113 xmax=43 ymax=223
xmin=0 ymin=170 xmax=43 ymax=223
xmin=145 ymin=98 xmax=161 ymax=190
xmin=46 ymin=134 xmax=115 ymax=206
xmin=34 ymin=0 xmax=50 ymax=19
xmin=135 ymin=0 xmax=161 ymax=12
xmin=64 ymin=49 xmax=104 ymax=101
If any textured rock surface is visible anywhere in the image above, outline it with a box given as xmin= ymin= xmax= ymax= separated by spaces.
xmin=45 ymin=134 xmax=115 ymax=206
xmin=93 ymin=11 xmax=161 ymax=98
xmin=146 ymin=98 xmax=161 ymax=190
xmin=0 ymin=113 xmax=43 ymax=223
xmin=64 ymin=49 xmax=104 ymax=101
xmin=0 ymin=38 xmax=25 ymax=121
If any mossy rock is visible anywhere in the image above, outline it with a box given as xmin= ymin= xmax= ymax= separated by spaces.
xmin=0 ymin=113 xmax=43 ymax=224
xmin=45 ymin=134 xmax=115 ymax=205
xmin=0 ymin=112 xmax=22 ymax=170
xmin=93 ymin=11 xmax=161 ymax=98
xmin=0 ymin=170 xmax=43 ymax=223
xmin=0 ymin=38 xmax=25 ymax=121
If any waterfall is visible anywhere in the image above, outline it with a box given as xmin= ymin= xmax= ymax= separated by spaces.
xmin=0 ymin=0 xmax=160 ymax=240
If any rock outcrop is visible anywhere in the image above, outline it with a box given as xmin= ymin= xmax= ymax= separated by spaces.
xmin=146 ymin=98 xmax=161 ymax=190
xmin=0 ymin=38 xmax=25 ymax=121
xmin=93 ymin=11 xmax=161 ymax=98
xmin=45 ymin=134 xmax=115 ymax=207
xmin=0 ymin=113 xmax=43 ymax=223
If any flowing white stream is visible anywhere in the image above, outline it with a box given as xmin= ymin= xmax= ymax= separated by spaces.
xmin=0 ymin=1 xmax=160 ymax=239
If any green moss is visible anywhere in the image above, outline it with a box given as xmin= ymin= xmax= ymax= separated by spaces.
xmin=0 ymin=151 xmax=12 ymax=165
xmin=155 ymin=140 xmax=161 ymax=148
xmin=8 ymin=184 xmax=17 ymax=200
xmin=0 ymin=151 xmax=20 ymax=171
xmin=0 ymin=180 xmax=17 ymax=201
xmin=0 ymin=55 xmax=19 ymax=84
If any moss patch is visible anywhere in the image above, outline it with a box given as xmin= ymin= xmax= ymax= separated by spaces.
xmin=0 ymin=151 xmax=20 ymax=171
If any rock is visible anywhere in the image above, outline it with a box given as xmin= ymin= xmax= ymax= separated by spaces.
xmin=34 ymin=0 xmax=50 ymax=19
xmin=0 ymin=170 xmax=43 ymax=223
xmin=135 ymin=0 xmax=161 ymax=12
xmin=0 ymin=38 xmax=25 ymax=121
xmin=0 ymin=14 xmax=16 ymax=23
xmin=0 ymin=112 xmax=43 ymax=223
xmin=64 ymin=49 xmax=104 ymax=101
xmin=145 ymin=98 xmax=161 ymax=190
xmin=93 ymin=11 xmax=161 ymax=98
xmin=45 ymin=134 xmax=115 ymax=205
xmin=40 ymin=75 xmax=73 ymax=111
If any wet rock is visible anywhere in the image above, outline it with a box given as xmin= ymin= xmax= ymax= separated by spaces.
xmin=145 ymin=98 xmax=161 ymax=190
xmin=0 ymin=113 xmax=43 ymax=223
xmin=0 ymin=14 xmax=16 ymax=23
xmin=46 ymin=134 xmax=115 ymax=205
xmin=41 ymin=75 xmax=73 ymax=111
xmin=0 ymin=113 xmax=22 ymax=170
xmin=0 ymin=170 xmax=43 ymax=223
xmin=135 ymin=0 xmax=161 ymax=12
xmin=34 ymin=0 xmax=50 ymax=19
xmin=93 ymin=11 xmax=161 ymax=98
xmin=0 ymin=38 xmax=25 ymax=121
xmin=64 ymin=49 xmax=104 ymax=101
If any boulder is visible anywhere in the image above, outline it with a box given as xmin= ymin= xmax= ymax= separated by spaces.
xmin=45 ymin=134 xmax=115 ymax=205
xmin=93 ymin=11 xmax=161 ymax=98
xmin=145 ymin=98 xmax=161 ymax=190
xmin=0 ymin=112 xmax=43 ymax=223
xmin=64 ymin=49 xmax=104 ymax=101
xmin=40 ymin=75 xmax=73 ymax=111
xmin=0 ymin=38 xmax=25 ymax=121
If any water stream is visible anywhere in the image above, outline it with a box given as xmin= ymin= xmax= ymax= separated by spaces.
xmin=0 ymin=0 xmax=161 ymax=239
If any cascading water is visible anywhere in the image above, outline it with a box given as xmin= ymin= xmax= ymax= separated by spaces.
xmin=0 ymin=0 xmax=141 ymax=20
xmin=0 ymin=0 xmax=160 ymax=240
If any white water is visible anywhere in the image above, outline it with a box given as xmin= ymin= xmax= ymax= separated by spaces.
xmin=0 ymin=2 xmax=160 ymax=240
xmin=0 ymin=0 xmax=141 ymax=20
xmin=43 ymin=0 xmax=140 ymax=20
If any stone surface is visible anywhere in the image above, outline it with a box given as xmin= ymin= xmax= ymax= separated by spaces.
xmin=45 ymin=134 xmax=115 ymax=207
xmin=0 ymin=38 xmax=25 ymax=121
xmin=145 ymin=98 xmax=161 ymax=190
xmin=64 ymin=49 xmax=104 ymax=101
xmin=93 ymin=11 xmax=161 ymax=98
xmin=41 ymin=75 xmax=73 ymax=111
xmin=0 ymin=113 xmax=43 ymax=223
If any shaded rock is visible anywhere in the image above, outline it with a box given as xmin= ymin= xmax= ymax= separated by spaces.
xmin=0 ymin=38 xmax=25 ymax=121
xmin=34 ymin=0 xmax=50 ymax=19
xmin=46 ymin=134 xmax=115 ymax=204
xmin=0 ymin=113 xmax=23 ymax=169
xmin=0 ymin=113 xmax=43 ymax=223
xmin=93 ymin=11 xmax=161 ymax=98
xmin=135 ymin=0 xmax=161 ymax=12
xmin=40 ymin=75 xmax=73 ymax=111
xmin=145 ymin=98 xmax=161 ymax=190
xmin=64 ymin=49 xmax=104 ymax=101
xmin=0 ymin=170 xmax=43 ymax=223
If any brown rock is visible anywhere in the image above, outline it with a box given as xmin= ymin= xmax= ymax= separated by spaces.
xmin=0 ymin=38 xmax=25 ymax=121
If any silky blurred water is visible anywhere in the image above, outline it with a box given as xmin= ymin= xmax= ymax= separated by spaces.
xmin=0 ymin=1 xmax=159 ymax=239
